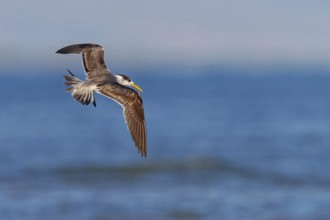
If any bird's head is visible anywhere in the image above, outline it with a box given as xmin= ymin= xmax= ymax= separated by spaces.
xmin=115 ymin=74 xmax=143 ymax=92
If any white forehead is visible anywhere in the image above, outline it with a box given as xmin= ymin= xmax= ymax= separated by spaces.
xmin=114 ymin=75 xmax=123 ymax=81
xmin=115 ymin=74 xmax=131 ymax=80
xmin=115 ymin=74 xmax=133 ymax=86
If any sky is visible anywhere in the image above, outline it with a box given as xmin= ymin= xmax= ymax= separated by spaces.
xmin=0 ymin=0 xmax=330 ymax=72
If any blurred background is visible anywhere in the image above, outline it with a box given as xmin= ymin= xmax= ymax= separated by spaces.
xmin=1 ymin=0 xmax=330 ymax=219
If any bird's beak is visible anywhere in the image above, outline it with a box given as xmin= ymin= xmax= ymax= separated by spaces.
xmin=131 ymin=83 xmax=143 ymax=92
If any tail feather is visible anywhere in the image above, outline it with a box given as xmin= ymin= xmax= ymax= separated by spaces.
xmin=64 ymin=69 xmax=97 ymax=107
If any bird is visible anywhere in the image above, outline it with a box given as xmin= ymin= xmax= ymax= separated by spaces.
xmin=56 ymin=43 xmax=147 ymax=157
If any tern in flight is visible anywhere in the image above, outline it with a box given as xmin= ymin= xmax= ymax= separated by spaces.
xmin=56 ymin=43 xmax=147 ymax=157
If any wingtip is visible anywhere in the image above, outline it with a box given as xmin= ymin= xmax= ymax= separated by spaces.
xmin=138 ymin=146 xmax=147 ymax=158
xmin=140 ymin=151 xmax=147 ymax=158
xmin=56 ymin=48 xmax=66 ymax=54
xmin=56 ymin=43 xmax=103 ymax=55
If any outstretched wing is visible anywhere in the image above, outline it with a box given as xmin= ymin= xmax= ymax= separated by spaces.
xmin=56 ymin=43 xmax=112 ymax=82
xmin=96 ymin=84 xmax=147 ymax=157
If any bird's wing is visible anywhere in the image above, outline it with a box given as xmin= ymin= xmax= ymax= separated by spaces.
xmin=56 ymin=43 xmax=112 ymax=81
xmin=96 ymin=84 xmax=147 ymax=157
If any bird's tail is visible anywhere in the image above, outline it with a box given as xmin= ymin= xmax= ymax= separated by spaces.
xmin=64 ymin=69 xmax=97 ymax=107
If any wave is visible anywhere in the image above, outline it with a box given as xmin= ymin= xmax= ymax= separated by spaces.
xmin=50 ymin=157 xmax=330 ymax=187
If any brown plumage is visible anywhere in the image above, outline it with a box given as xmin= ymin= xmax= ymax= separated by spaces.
xmin=56 ymin=43 xmax=147 ymax=157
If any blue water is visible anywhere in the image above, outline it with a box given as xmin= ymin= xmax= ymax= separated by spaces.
xmin=0 ymin=68 xmax=330 ymax=219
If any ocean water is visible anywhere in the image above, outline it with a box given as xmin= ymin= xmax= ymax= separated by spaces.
xmin=0 ymin=68 xmax=330 ymax=220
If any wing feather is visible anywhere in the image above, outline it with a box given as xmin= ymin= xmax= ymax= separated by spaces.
xmin=56 ymin=43 xmax=112 ymax=82
xmin=96 ymin=84 xmax=147 ymax=157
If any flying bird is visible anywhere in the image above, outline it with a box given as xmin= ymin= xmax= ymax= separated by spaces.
xmin=56 ymin=43 xmax=147 ymax=157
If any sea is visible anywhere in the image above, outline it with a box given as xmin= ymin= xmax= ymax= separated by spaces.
xmin=0 ymin=66 xmax=330 ymax=220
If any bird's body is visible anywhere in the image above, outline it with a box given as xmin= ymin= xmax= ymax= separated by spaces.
xmin=56 ymin=43 xmax=147 ymax=157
